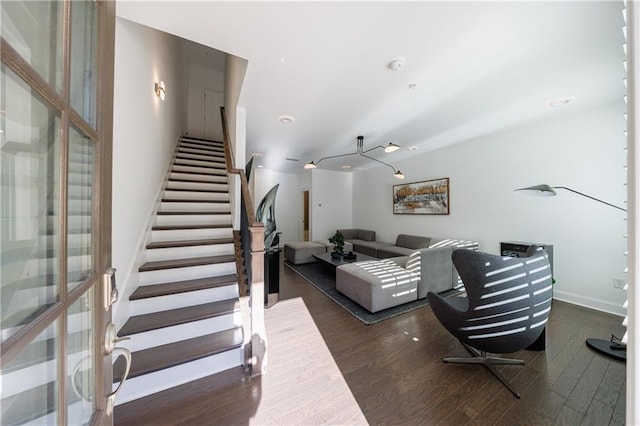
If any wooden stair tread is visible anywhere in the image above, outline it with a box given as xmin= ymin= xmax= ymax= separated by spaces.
xmin=114 ymin=367 xmax=247 ymax=423
xmin=146 ymin=237 xmax=233 ymax=249
xmin=168 ymin=177 xmax=227 ymax=184
xmin=173 ymin=161 xmax=225 ymax=169
xmin=130 ymin=275 xmax=237 ymax=300
xmin=160 ymin=198 xmax=229 ymax=204
xmin=164 ymin=187 xmax=228 ymax=193
xmin=156 ymin=211 xmax=230 ymax=216
xmin=118 ymin=298 xmax=239 ymax=336
xmin=180 ymin=136 xmax=223 ymax=144
xmin=113 ymin=327 xmax=243 ymax=382
xmin=151 ymin=224 xmax=231 ymax=230
xmin=167 ymin=169 xmax=227 ymax=177
xmin=139 ymin=254 xmax=236 ymax=272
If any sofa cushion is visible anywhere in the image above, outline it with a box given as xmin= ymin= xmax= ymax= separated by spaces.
xmin=395 ymin=234 xmax=431 ymax=250
xmin=350 ymin=240 xmax=390 ymax=257
xmin=376 ymin=245 xmax=415 ymax=259
xmin=316 ymin=239 xmax=354 ymax=253
xmin=338 ymin=228 xmax=376 ymax=242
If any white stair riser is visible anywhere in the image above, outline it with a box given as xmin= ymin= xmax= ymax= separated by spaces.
xmin=129 ymin=285 xmax=238 ymax=316
xmin=114 ymin=348 xmax=243 ymax=405
xmin=169 ymin=172 xmax=227 ymax=184
xmin=122 ymin=313 xmax=242 ymax=352
xmin=166 ymin=181 xmax=228 ymax=191
xmin=145 ymin=244 xmax=234 ymax=262
xmin=159 ymin=202 xmax=230 ymax=212
xmin=23 ymin=401 xmax=88 ymax=426
xmin=40 ymin=234 xmax=91 ymax=252
xmin=68 ymin=199 xmax=92 ymax=212
xmin=155 ymin=214 xmax=231 ymax=227
xmin=174 ymin=158 xmax=225 ymax=168
xmin=171 ymin=165 xmax=226 ymax=175
xmin=151 ymin=227 xmax=232 ymax=241
xmin=48 ymin=216 xmax=91 ymax=229
xmin=176 ymin=152 xmax=225 ymax=162
xmin=2 ymin=350 xmax=88 ymax=397
xmin=21 ymin=255 xmax=91 ymax=277
xmin=5 ymin=286 xmax=56 ymax=309
xmin=163 ymin=190 xmax=229 ymax=201
xmin=138 ymin=262 xmax=236 ymax=285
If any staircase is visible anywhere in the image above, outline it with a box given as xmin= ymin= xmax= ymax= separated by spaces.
xmin=113 ymin=136 xmax=245 ymax=406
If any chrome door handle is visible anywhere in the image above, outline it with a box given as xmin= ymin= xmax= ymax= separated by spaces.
xmin=104 ymin=322 xmax=132 ymax=416
xmin=106 ymin=346 xmax=132 ymax=416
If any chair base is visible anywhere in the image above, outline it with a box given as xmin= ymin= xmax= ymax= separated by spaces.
xmin=443 ymin=343 xmax=523 ymax=398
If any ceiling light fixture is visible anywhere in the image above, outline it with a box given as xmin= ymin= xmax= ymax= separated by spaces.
xmin=279 ymin=115 xmax=295 ymax=124
xmin=384 ymin=142 xmax=401 ymax=153
xmin=154 ymin=81 xmax=166 ymax=100
xmin=388 ymin=57 xmax=406 ymax=71
xmin=304 ymin=135 xmax=405 ymax=179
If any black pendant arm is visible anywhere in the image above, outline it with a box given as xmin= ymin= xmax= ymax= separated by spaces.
xmin=359 ymin=152 xmax=399 ymax=173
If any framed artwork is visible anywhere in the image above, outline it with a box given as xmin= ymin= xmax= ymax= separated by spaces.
xmin=393 ymin=178 xmax=450 ymax=215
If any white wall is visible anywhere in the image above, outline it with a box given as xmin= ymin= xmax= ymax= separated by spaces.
xmin=353 ymin=102 xmax=627 ymax=315
xmin=111 ymin=18 xmax=186 ymax=329
xmin=253 ymin=169 xmax=301 ymax=244
xmin=310 ymin=169 xmax=353 ymax=241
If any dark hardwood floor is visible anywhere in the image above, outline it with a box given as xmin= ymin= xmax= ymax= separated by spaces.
xmin=115 ymin=255 xmax=626 ymax=425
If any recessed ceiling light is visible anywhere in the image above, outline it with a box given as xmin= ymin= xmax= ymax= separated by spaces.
xmin=341 ymin=165 xmax=351 ymax=169
xmin=279 ymin=115 xmax=295 ymax=124
xmin=257 ymin=165 xmax=264 ymax=168
xmin=549 ymin=97 xmax=575 ymax=107
xmin=388 ymin=57 xmax=406 ymax=71
xmin=408 ymin=82 xmax=418 ymax=89
xmin=406 ymin=146 xmax=418 ymax=151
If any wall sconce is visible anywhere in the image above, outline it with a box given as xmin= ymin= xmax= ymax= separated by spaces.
xmin=154 ymin=81 xmax=166 ymax=101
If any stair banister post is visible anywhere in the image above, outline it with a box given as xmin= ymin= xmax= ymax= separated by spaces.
xmin=220 ymin=106 xmax=267 ymax=376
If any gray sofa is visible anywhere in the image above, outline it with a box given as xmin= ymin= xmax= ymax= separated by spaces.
xmin=336 ymin=238 xmax=478 ymax=312
xmin=337 ymin=230 xmax=431 ymax=258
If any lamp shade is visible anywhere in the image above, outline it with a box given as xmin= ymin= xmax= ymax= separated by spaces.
xmin=304 ymin=161 xmax=317 ymax=169
xmin=394 ymin=170 xmax=405 ymax=179
xmin=384 ymin=142 xmax=401 ymax=153
xmin=514 ymin=184 xmax=557 ymax=197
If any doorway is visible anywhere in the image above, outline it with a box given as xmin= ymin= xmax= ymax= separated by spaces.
xmin=1 ymin=1 xmax=116 ymax=424
xmin=302 ymin=190 xmax=310 ymax=241
xmin=203 ymin=89 xmax=224 ymax=141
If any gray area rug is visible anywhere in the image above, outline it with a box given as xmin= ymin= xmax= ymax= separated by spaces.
xmin=285 ymin=260 xmax=460 ymax=325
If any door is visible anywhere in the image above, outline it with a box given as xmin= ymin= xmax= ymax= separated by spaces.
xmin=203 ymin=89 xmax=224 ymax=141
xmin=1 ymin=1 xmax=117 ymax=425
xmin=302 ymin=190 xmax=310 ymax=241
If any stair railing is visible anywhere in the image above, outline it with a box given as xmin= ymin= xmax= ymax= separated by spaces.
xmin=220 ymin=106 xmax=267 ymax=376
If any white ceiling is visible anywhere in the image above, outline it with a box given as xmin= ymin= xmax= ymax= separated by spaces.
xmin=117 ymin=1 xmax=625 ymax=174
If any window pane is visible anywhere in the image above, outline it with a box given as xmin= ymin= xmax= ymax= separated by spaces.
xmin=0 ymin=321 xmax=59 ymax=425
xmin=1 ymin=1 xmax=63 ymax=92
xmin=67 ymin=287 xmax=94 ymax=425
xmin=70 ymin=1 xmax=97 ymax=128
xmin=1 ymin=65 xmax=61 ymax=342
xmin=67 ymin=126 xmax=94 ymax=290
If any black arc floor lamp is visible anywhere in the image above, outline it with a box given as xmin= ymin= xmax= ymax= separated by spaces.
xmin=515 ymin=184 xmax=627 ymax=362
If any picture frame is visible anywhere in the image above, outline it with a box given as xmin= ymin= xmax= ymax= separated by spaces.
xmin=393 ymin=177 xmax=450 ymax=215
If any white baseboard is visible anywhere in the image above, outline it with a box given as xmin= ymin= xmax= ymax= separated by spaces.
xmin=553 ymin=290 xmax=626 ymax=317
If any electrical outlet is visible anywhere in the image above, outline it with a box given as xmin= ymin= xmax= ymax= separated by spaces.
xmin=613 ymin=277 xmax=626 ymax=289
